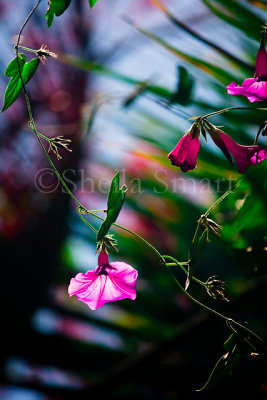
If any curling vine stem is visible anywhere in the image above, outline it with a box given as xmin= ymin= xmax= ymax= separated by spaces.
xmin=14 ymin=0 xmax=262 ymax=347
xmin=77 ymin=207 xmax=98 ymax=235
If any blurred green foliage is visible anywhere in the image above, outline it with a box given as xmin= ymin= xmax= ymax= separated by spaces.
xmin=56 ymin=1 xmax=267 ymax=398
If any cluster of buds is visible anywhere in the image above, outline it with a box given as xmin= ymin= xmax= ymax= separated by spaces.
xmin=205 ymin=275 xmax=229 ymax=302
xmin=48 ymin=136 xmax=72 ymax=160
xmin=198 ymin=215 xmax=223 ymax=236
xmin=97 ymin=234 xmax=118 ymax=253
xmin=35 ymin=44 xmax=58 ymax=64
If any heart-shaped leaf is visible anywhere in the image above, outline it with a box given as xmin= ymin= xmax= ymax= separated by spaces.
xmin=97 ymin=172 xmax=127 ymax=242
xmin=2 ymin=54 xmax=40 ymax=112
xmin=46 ymin=0 xmax=72 ymax=27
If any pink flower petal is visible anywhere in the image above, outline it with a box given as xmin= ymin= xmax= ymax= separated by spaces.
xmin=82 ymin=275 xmax=108 ymax=310
xmin=245 ymin=81 xmax=267 ymax=102
xmin=227 ymin=38 xmax=267 ymax=102
xmin=168 ymin=133 xmax=200 ymax=172
xmin=250 ymin=149 xmax=267 ymax=165
xmin=108 ymin=262 xmax=138 ymax=299
xmin=168 ymin=134 xmax=188 ymax=163
xmin=68 ymin=271 xmax=97 ymax=297
xmin=68 ymin=262 xmax=138 ymax=310
xmin=210 ymin=130 xmax=266 ymax=173
xmin=227 ymin=78 xmax=267 ymax=102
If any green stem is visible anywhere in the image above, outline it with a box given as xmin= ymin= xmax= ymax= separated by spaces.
xmin=166 ymin=266 xmax=261 ymax=343
xmin=203 ymin=179 xmax=241 ymax=218
xmin=84 ymin=210 xmax=165 ymax=262
xmin=162 ymin=256 xmax=188 ymax=265
xmin=168 ymin=266 xmax=227 ymax=317
xmin=85 ymin=212 xmax=205 ymax=288
xmin=77 ymin=207 xmax=98 ymax=234
xmin=14 ymin=0 xmax=262 ymax=348
xmin=202 ymin=106 xmax=267 ymax=120
xmin=15 ymin=0 xmax=42 ymax=52
xmin=35 ymin=131 xmax=51 ymax=141
xmin=14 ymin=1 xmax=84 ymax=211
xmin=36 ymin=133 xmax=84 ymax=208
xmin=165 ymin=262 xmax=206 ymax=287
xmin=17 ymin=45 xmax=38 ymax=54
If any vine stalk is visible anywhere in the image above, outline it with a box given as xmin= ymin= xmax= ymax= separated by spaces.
xmin=13 ymin=0 xmax=262 ymax=348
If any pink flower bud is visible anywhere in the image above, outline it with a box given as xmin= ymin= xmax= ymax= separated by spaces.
xmin=168 ymin=124 xmax=200 ymax=173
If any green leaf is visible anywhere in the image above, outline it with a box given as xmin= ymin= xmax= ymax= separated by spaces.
xmin=203 ymin=0 xmax=264 ymax=42
xmin=170 ymin=65 xmax=194 ymax=105
xmin=46 ymin=0 xmax=72 ymax=27
xmin=233 ymin=194 xmax=266 ymax=232
xmin=89 ymin=0 xmax=99 ymax=9
xmin=62 ymin=54 xmax=173 ymax=100
xmin=185 ymin=226 xmax=209 ymax=290
xmin=2 ymin=55 xmax=40 ymax=112
xmin=232 ymin=161 xmax=267 ymax=234
xmin=97 ymin=172 xmax=127 ymax=242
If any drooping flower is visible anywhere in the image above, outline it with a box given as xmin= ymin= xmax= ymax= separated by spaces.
xmin=206 ymin=124 xmax=267 ymax=173
xmin=227 ymin=36 xmax=267 ymax=102
xmin=168 ymin=123 xmax=201 ymax=173
xmin=68 ymin=252 xmax=138 ymax=310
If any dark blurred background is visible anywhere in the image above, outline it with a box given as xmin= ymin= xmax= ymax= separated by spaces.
xmin=0 ymin=0 xmax=267 ymax=399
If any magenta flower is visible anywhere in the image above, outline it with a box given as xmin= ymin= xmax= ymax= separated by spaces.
xmin=208 ymin=127 xmax=267 ymax=173
xmin=68 ymin=252 xmax=138 ymax=310
xmin=250 ymin=149 xmax=267 ymax=165
xmin=168 ymin=124 xmax=200 ymax=172
xmin=227 ymin=37 xmax=267 ymax=102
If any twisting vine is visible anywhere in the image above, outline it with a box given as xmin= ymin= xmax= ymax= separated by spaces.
xmin=2 ymin=0 xmax=266 ymax=392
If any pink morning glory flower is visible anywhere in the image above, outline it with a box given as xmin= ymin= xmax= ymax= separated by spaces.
xmin=168 ymin=123 xmax=200 ymax=173
xmin=227 ymin=37 xmax=267 ymax=102
xmin=207 ymin=126 xmax=267 ymax=173
xmin=68 ymin=252 xmax=138 ymax=310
